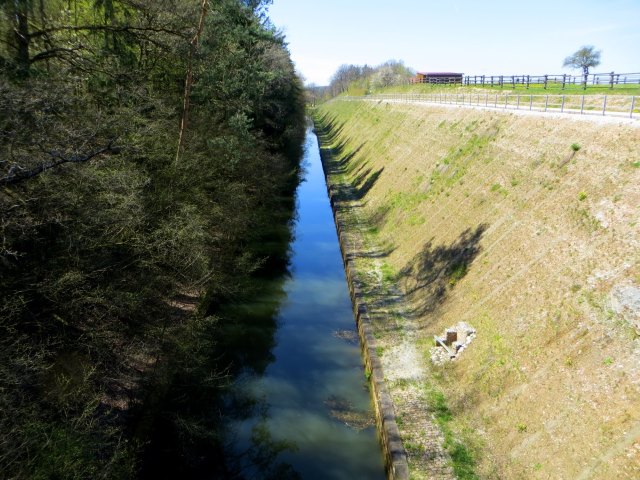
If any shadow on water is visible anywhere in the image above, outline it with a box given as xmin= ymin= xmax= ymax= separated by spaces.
xmin=135 ymin=202 xmax=301 ymax=479
xmin=400 ymin=224 xmax=488 ymax=318
xmin=136 ymin=124 xmax=387 ymax=480
xmin=136 ymin=273 xmax=302 ymax=480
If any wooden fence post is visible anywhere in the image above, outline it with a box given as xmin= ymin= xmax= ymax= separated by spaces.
xmin=610 ymin=72 xmax=615 ymax=89
xmin=562 ymin=74 xmax=566 ymax=90
xmin=544 ymin=75 xmax=548 ymax=89
xmin=526 ymin=75 xmax=530 ymax=89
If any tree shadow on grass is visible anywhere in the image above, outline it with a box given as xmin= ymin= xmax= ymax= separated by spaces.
xmin=321 ymin=141 xmax=365 ymax=176
xmin=399 ymin=224 xmax=488 ymax=318
xmin=314 ymin=113 xmax=344 ymax=146
xmin=345 ymin=243 xmax=396 ymax=261
xmin=327 ymin=166 xmax=384 ymax=204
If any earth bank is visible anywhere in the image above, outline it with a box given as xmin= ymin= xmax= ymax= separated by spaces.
xmin=315 ymin=99 xmax=640 ymax=479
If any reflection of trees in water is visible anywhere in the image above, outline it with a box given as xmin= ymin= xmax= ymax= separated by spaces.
xmin=247 ymin=422 xmax=301 ymax=480
xmin=136 ymin=213 xmax=301 ymax=479
xmin=216 ymin=281 xmax=302 ymax=479
xmin=222 ymin=418 xmax=301 ymax=480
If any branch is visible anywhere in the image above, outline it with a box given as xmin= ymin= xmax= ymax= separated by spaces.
xmin=175 ymin=0 xmax=209 ymax=164
xmin=30 ymin=46 xmax=84 ymax=64
xmin=1 ymin=143 xmax=120 ymax=186
xmin=28 ymin=24 xmax=188 ymax=40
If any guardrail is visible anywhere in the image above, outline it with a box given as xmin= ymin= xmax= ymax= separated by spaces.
xmin=343 ymin=93 xmax=638 ymax=119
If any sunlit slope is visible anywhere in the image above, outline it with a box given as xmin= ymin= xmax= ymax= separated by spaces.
xmin=317 ymin=100 xmax=640 ymax=479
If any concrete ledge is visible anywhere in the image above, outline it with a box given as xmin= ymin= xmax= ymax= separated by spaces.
xmin=317 ymin=129 xmax=410 ymax=480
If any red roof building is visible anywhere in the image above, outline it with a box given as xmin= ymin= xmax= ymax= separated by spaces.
xmin=412 ymin=72 xmax=464 ymax=84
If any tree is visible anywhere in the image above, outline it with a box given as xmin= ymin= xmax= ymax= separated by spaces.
xmin=563 ymin=45 xmax=602 ymax=77
xmin=0 ymin=0 xmax=305 ymax=476
xmin=371 ymin=60 xmax=414 ymax=89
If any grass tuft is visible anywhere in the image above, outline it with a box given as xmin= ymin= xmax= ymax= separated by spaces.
xmin=425 ymin=387 xmax=479 ymax=479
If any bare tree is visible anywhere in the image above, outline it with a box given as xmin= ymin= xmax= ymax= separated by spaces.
xmin=563 ymin=45 xmax=602 ymax=86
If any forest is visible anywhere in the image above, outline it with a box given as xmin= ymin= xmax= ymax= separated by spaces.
xmin=0 ymin=0 xmax=305 ymax=478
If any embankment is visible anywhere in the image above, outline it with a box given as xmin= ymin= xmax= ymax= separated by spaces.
xmin=318 ymin=136 xmax=410 ymax=480
xmin=315 ymin=99 xmax=640 ymax=479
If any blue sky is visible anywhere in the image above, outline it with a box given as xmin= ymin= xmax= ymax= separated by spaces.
xmin=267 ymin=0 xmax=640 ymax=85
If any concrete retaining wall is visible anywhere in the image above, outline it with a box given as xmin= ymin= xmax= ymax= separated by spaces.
xmin=317 ymin=131 xmax=409 ymax=480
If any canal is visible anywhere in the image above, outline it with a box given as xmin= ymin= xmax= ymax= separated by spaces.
xmin=223 ymin=127 xmax=386 ymax=479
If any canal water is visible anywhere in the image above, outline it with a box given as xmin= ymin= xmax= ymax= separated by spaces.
xmin=224 ymin=128 xmax=386 ymax=479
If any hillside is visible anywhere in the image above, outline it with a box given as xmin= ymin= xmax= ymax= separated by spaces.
xmin=315 ymin=100 xmax=640 ymax=479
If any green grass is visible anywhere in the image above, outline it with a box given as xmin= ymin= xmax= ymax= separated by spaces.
xmin=428 ymin=129 xmax=497 ymax=198
xmin=375 ymin=81 xmax=640 ymax=96
xmin=449 ymin=262 xmax=469 ymax=286
xmin=407 ymin=213 xmax=425 ymax=226
xmin=380 ymin=261 xmax=396 ymax=283
xmin=387 ymin=190 xmax=428 ymax=211
xmin=490 ymin=183 xmax=509 ymax=197
xmin=424 ymin=386 xmax=479 ymax=479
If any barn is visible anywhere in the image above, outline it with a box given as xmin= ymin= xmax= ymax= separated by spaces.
xmin=412 ymin=72 xmax=464 ymax=84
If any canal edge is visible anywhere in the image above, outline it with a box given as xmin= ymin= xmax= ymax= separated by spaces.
xmin=314 ymin=125 xmax=410 ymax=480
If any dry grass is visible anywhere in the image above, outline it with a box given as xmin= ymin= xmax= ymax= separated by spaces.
xmin=316 ymin=100 xmax=640 ymax=479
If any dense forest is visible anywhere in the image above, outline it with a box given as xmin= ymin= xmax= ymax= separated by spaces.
xmin=0 ymin=0 xmax=305 ymax=478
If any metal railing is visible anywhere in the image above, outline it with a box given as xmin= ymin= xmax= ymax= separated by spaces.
xmin=342 ymin=93 xmax=638 ymax=119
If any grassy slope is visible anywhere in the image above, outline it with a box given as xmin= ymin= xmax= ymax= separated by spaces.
xmin=316 ymin=99 xmax=640 ymax=479
xmin=367 ymin=82 xmax=640 ymax=96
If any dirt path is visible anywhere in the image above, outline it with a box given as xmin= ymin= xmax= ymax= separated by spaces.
xmin=362 ymin=97 xmax=640 ymax=127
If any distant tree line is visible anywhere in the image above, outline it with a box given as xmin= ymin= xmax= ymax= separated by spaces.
xmin=0 ymin=0 xmax=305 ymax=478
xmin=314 ymin=60 xmax=414 ymax=100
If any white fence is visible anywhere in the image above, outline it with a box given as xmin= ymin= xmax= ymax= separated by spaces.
xmin=343 ymin=93 xmax=638 ymax=119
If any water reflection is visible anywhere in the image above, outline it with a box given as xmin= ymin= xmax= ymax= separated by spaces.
xmin=221 ymin=129 xmax=385 ymax=479
xmin=136 ymin=128 xmax=385 ymax=479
